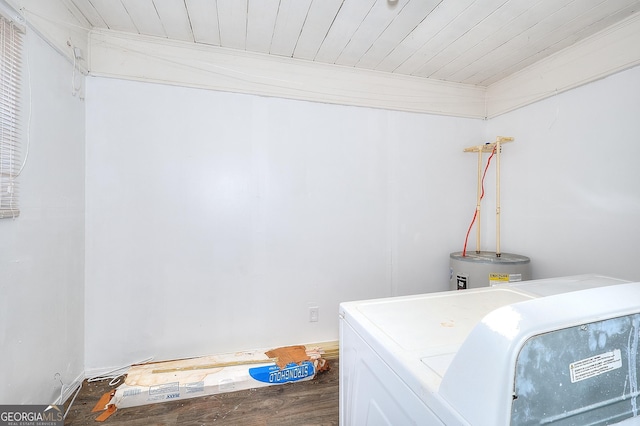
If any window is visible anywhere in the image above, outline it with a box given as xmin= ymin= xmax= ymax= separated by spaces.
xmin=0 ymin=13 xmax=23 ymax=218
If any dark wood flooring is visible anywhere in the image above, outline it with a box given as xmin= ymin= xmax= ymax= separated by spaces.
xmin=64 ymin=359 xmax=339 ymax=426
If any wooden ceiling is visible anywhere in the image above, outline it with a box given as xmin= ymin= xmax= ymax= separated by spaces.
xmin=53 ymin=0 xmax=640 ymax=87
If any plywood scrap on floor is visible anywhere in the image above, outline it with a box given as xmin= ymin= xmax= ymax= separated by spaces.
xmin=90 ymin=390 xmax=117 ymax=422
xmin=314 ymin=340 xmax=340 ymax=360
xmin=94 ymin=404 xmax=116 ymax=422
xmin=124 ymin=349 xmax=276 ymax=388
xmin=91 ymin=391 xmax=114 ymax=413
xmin=266 ymin=345 xmax=309 ymax=369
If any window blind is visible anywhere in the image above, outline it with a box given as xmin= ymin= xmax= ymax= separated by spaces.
xmin=0 ymin=14 xmax=22 ymax=219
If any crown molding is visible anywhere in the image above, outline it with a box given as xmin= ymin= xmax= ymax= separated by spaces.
xmin=87 ymin=29 xmax=487 ymax=119
xmin=11 ymin=1 xmax=640 ymax=120
xmin=486 ymin=11 xmax=640 ymax=118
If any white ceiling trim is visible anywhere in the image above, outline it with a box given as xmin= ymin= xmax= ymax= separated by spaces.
xmin=10 ymin=0 xmax=640 ymax=119
xmin=486 ymin=10 xmax=640 ymax=118
xmin=88 ymin=29 xmax=488 ymax=119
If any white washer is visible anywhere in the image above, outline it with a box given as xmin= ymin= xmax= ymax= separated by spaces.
xmin=339 ymin=275 xmax=640 ymax=425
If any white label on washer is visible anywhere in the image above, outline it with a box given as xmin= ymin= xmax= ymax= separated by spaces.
xmin=569 ymin=349 xmax=622 ymax=383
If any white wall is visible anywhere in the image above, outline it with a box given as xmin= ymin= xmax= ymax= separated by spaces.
xmin=0 ymin=30 xmax=85 ymax=403
xmin=486 ymin=65 xmax=640 ymax=281
xmin=84 ymin=59 xmax=640 ymax=374
xmin=84 ymin=77 xmax=484 ymax=372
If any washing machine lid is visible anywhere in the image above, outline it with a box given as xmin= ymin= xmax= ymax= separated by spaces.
xmin=508 ymin=274 xmax=630 ymax=297
xmin=340 ymin=275 xmax=630 ymax=384
xmin=353 ymin=287 xmax=531 ymax=355
xmin=339 ymin=274 xmax=636 ymax=425
xmin=340 ymin=286 xmax=535 ymax=399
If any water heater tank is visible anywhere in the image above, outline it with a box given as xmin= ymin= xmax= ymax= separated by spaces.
xmin=450 ymin=251 xmax=531 ymax=290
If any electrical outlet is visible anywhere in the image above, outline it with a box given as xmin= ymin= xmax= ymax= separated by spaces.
xmin=309 ymin=306 xmax=319 ymax=322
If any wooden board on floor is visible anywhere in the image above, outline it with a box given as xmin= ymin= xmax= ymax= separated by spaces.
xmin=64 ymin=359 xmax=339 ymax=425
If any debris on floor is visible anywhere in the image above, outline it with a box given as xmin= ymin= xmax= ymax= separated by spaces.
xmin=91 ymin=345 xmax=329 ymax=422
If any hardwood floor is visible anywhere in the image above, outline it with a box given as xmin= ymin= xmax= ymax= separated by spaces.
xmin=64 ymin=360 xmax=339 ymax=425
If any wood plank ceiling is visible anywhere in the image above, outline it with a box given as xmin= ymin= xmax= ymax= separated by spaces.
xmin=63 ymin=0 xmax=640 ymax=87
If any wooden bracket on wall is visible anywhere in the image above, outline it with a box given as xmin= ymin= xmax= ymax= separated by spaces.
xmin=463 ymin=136 xmax=514 ymax=257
